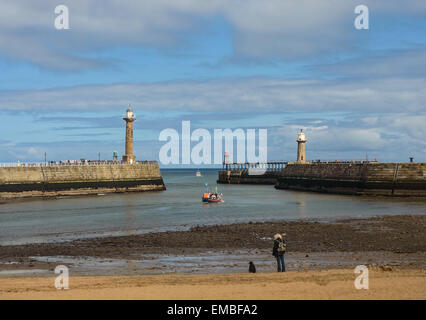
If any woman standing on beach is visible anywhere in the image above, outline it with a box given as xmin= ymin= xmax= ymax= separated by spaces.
xmin=272 ymin=233 xmax=286 ymax=272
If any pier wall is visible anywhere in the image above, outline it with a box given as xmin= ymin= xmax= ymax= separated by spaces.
xmin=218 ymin=162 xmax=426 ymax=197
xmin=217 ymin=170 xmax=278 ymax=185
xmin=0 ymin=162 xmax=165 ymax=200
xmin=278 ymin=162 xmax=425 ymax=197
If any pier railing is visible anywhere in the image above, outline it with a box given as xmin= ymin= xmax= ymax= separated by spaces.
xmin=222 ymin=159 xmax=380 ymax=172
xmin=0 ymin=160 xmax=157 ymax=167
xmin=222 ymin=161 xmax=288 ymax=172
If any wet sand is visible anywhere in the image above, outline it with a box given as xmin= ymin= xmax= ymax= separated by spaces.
xmin=0 ymin=268 xmax=424 ymax=299
xmin=0 ymin=214 xmax=425 ymax=300
xmin=0 ymin=214 xmax=425 ymax=276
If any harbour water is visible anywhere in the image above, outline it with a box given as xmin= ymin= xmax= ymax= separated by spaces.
xmin=0 ymin=169 xmax=425 ymax=246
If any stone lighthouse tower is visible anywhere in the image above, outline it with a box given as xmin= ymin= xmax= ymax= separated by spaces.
xmin=122 ymin=106 xmax=136 ymax=164
xmin=296 ymin=129 xmax=307 ymax=164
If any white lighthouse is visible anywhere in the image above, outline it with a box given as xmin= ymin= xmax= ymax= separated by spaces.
xmin=296 ymin=129 xmax=307 ymax=164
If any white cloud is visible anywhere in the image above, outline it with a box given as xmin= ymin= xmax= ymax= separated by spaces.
xmin=269 ymin=113 xmax=426 ymax=162
xmin=1 ymin=77 xmax=424 ymax=114
xmin=317 ymin=49 xmax=426 ymax=78
xmin=0 ymin=0 xmax=425 ymax=70
xmin=0 ymin=1 xmax=425 ymax=162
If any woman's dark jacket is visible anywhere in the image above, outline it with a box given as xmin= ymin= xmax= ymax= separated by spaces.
xmin=272 ymin=238 xmax=285 ymax=257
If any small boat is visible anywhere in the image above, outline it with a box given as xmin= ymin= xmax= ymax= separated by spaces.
xmin=196 ymin=170 xmax=202 ymax=177
xmin=202 ymin=192 xmax=223 ymax=203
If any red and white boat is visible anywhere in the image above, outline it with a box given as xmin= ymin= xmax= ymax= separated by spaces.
xmin=202 ymin=192 xmax=223 ymax=203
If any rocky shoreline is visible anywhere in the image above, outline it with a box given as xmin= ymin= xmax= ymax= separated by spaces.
xmin=0 ymin=214 xmax=425 ymax=275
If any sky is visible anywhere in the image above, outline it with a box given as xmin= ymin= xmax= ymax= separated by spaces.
xmin=0 ymin=0 xmax=425 ymax=166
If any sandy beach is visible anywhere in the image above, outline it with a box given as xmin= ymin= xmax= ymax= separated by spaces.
xmin=0 ymin=214 xmax=425 ymax=299
xmin=1 ymin=214 xmax=425 ymax=275
xmin=0 ymin=268 xmax=424 ymax=300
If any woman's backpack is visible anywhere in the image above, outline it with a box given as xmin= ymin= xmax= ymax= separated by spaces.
xmin=277 ymin=240 xmax=286 ymax=253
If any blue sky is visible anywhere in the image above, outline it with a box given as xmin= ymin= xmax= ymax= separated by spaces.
xmin=0 ymin=0 xmax=425 ymax=166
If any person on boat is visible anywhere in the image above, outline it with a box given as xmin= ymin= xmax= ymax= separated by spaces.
xmin=272 ymin=233 xmax=286 ymax=272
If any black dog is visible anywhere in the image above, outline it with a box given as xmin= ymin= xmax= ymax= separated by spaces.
xmin=248 ymin=261 xmax=256 ymax=273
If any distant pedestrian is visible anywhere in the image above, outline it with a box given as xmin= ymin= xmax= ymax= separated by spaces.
xmin=272 ymin=233 xmax=286 ymax=272
xmin=248 ymin=261 xmax=256 ymax=273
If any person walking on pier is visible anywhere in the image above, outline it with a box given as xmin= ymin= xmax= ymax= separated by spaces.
xmin=272 ymin=233 xmax=286 ymax=272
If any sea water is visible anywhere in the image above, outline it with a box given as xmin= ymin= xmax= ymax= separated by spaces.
xmin=0 ymin=169 xmax=425 ymax=245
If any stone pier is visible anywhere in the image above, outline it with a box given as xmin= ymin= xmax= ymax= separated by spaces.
xmin=0 ymin=162 xmax=166 ymax=200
